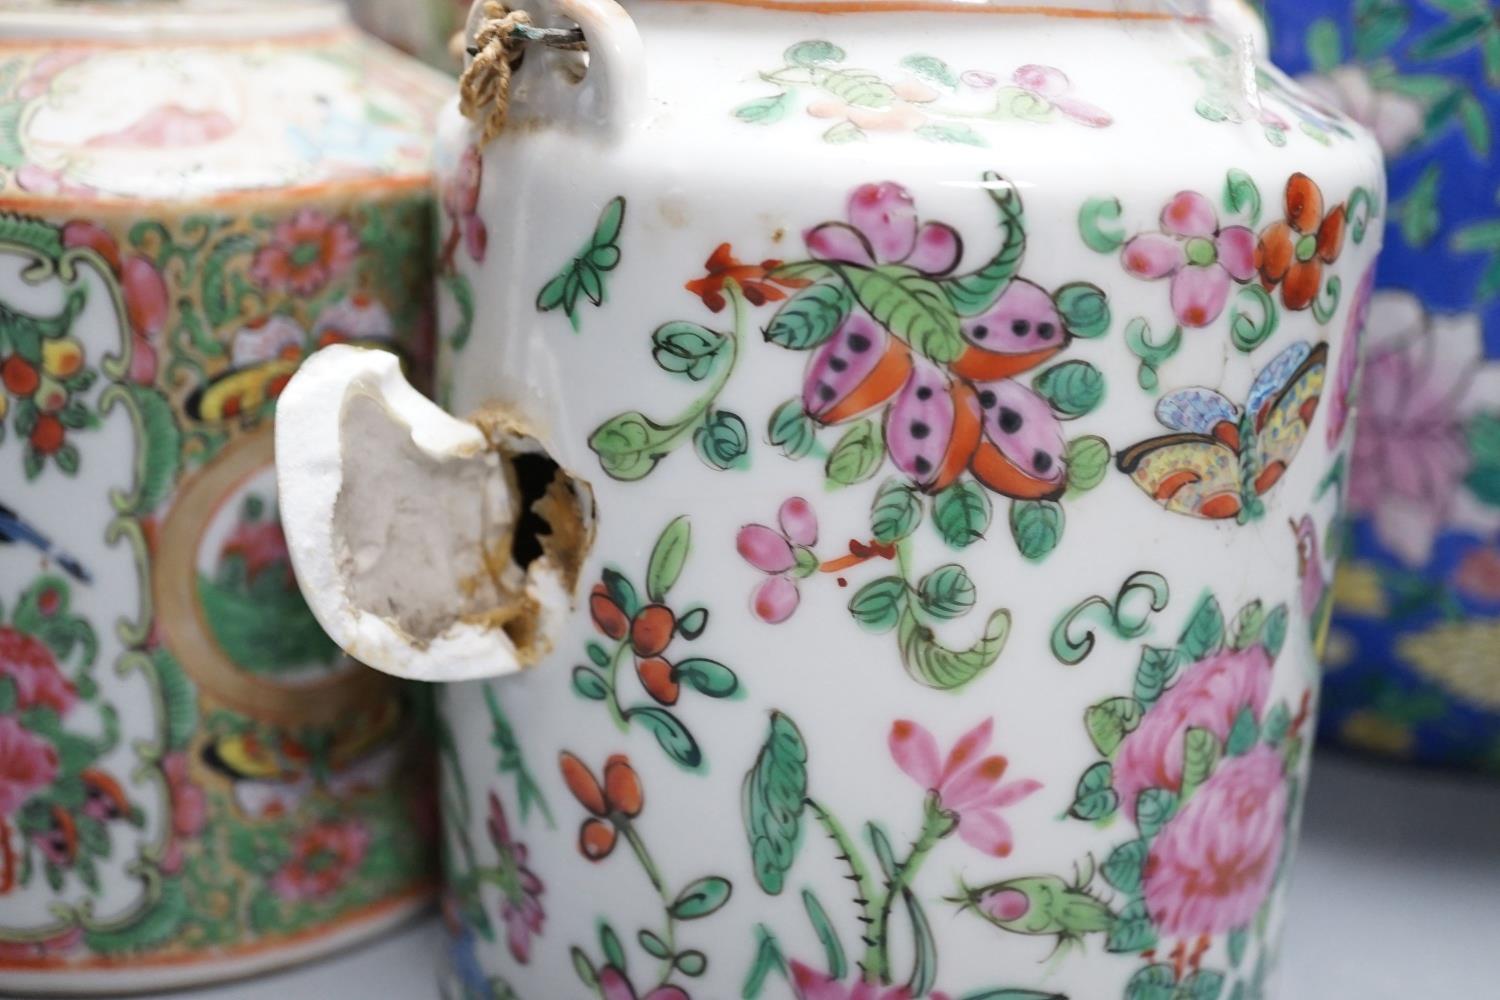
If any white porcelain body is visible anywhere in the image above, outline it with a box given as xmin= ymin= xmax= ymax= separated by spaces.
xmin=284 ymin=1 xmax=1384 ymax=997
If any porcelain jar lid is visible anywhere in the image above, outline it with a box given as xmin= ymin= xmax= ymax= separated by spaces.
xmin=0 ymin=0 xmax=450 ymax=204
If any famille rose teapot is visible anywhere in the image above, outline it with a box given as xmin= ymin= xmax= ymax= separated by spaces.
xmin=0 ymin=0 xmax=446 ymax=993
xmin=276 ymin=0 xmax=1384 ymax=996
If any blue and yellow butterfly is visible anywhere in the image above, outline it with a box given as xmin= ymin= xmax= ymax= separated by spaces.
xmin=1116 ymin=341 xmax=1327 ymax=521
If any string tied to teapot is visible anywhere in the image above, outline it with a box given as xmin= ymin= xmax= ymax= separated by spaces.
xmin=458 ymin=1 xmax=588 ymax=144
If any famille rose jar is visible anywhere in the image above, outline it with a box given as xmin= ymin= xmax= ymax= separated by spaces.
xmin=275 ymin=0 xmax=1383 ymax=997
xmin=1263 ymin=0 xmax=1500 ymax=773
xmin=0 ymin=0 xmax=448 ymax=992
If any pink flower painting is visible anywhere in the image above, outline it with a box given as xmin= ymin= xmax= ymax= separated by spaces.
xmin=0 ymin=626 xmax=76 ymax=716
xmin=738 ymin=497 xmax=820 ymax=623
xmin=805 ymin=182 xmax=962 ymax=278
xmin=1121 ymin=191 xmax=1256 ymax=328
xmin=889 ymin=718 xmax=1040 ymax=857
xmin=0 ymin=716 xmax=59 ymax=817
xmin=1112 ymin=646 xmax=1273 ymax=820
xmin=250 ymin=209 xmax=359 ymax=297
xmin=790 ymin=961 xmax=950 ymax=1000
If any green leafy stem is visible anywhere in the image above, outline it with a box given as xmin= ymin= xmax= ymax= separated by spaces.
xmin=588 ymin=282 xmax=749 ymax=480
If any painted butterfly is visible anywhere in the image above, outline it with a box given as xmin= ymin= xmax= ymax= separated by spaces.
xmin=1116 ymin=341 xmax=1328 ymax=521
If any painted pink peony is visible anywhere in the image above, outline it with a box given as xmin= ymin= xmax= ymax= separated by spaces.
xmin=805 ymin=183 xmax=962 ymax=277
xmin=60 ymin=221 xmax=166 ymax=385
xmin=1348 ymin=291 xmax=1500 ymax=567
xmin=0 ymin=716 xmax=59 ymax=816
xmin=889 ymin=718 xmax=1041 ymax=858
xmin=1142 ymin=745 xmax=1287 ymax=936
xmin=1112 ymin=646 xmax=1272 ymax=821
xmin=597 ymin=966 xmax=690 ymax=1000
xmin=1121 ymin=191 xmax=1256 ymax=328
xmin=790 ymin=961 xmax=950 ymax=1000
xmin=0 ymin=626 xmax=76 ymax=716
xmin=738 ymin=498 xmax=819 ymax=624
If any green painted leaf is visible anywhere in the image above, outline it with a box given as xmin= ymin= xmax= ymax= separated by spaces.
xmin=1103 ymin=838 xmax=1149 ymax=895
xmin=1086 ymin=697 xmax=1144 ymax=757
xmin=1122 ymin=960 xmax=1174 ymax=997
xmin=1136 ymin=787 xmax=1179 ymax=837
xmin=900 ymin=53 xmax=959 ymax=88
xmin=742 ymin=712 xmax=809 ymax=895
xmin=151 ymin=648 xmax=196 ymax=753
xmin=589 ymin=411 xmax=676 ymax=481
xmin=742 ymin=925 xmax=786 ymax=998
xmin=1054 ymin=282 xmax=1110 ymax=339
xmin=572 ymin=666 xmax=610 ymax=701
xmin=1397 ymin=162 xmax=1441 ymax=248
xmin=933 ymin=480 xmax=992 ymax=548
xmin=1033 ymin=360 xmax=1104 ymax=419
xmin=903 ymin=887 xmax=938 ymax=997
xmin=1261 ymin=702 xmax=1292 ymax=748
xmin=866 ymin=821 xmax=898 ymax=879
xmin=1305 ymin=18 xmax=1343 ymax=72
xmin=1228 ymin=600 xmax=1266 ymax=650
xmin=837 ymin=264 xmax=963 ymax=363
xmin=653 ymin=321 xmax=728 ymax=381
xmin=571 ymin=947 xmax=598 ymax=989
xmin=603 ymin=568 xmax=639 ymax=617
xmin=1408 ymin=16 xmax=1489 ymax=64
xmin=676 ymin=658 xmax=739 ymax=698
xmin=765 ymin=282 xmax=852 ymax=350
xmin=769 ymin=398 xmax=818 ymax=460
xmin=1465 ymin=414 xmax=1500 ymax=504
xmin=1134 ymin=651 xmax=1180 ymax=713
xmin=1065 ymin=436 xmax=1110 ymax=495
xmin=897 ymin=606 xmax=1010 ymax=690
xmin=695 ymin=410 xmax=751 ymax=471
xmin=592 ymin=196 xmax=627 ymax=249
xmin=1225 ymin=706 xmax=1259 ymax=756
xmin=871 ymin=478 xmax=923 ymax=543
xmin=638 ymin=929 xmax=670 ymax=959
xmin=646 ymin=515 xmax=691 ymax=602
xmin=675 ymin=950 xmax=708 ymax=976
xmin=1069 ymin=761 xmax=1118 ymax=821
xmin=735 ymin=92 xmax=794 ymax=125
xmin=1178 ymin=970 xmax=1226 ymax=1000
xmin=1010 ymin=500 xmax=1064 ymax=561
xmin=1178 ymin=593 xmax=1225 ymax=662
xmin=1223 ymin=168 xmax=1262 ymax=225
xmin=1179 ymin=727 xmax=1221 ymax=801
xmin=944 ymin=172 xmax=1026 ymax=317
xmin=822 ymin=121 xmax=867 ymax=144
xmin=599 ymin=921 xmax=627 ymax=972
xmin=803 ymin=889 xmax=846 ymax=979
xmin=917 ymin=564 xmax=976 ymax=620
xmin=629 ymin=707 xmax=702 ymax=769
xmin=825 ymin=418 xmax=885 ymax=486
xmin=849 ymin=576 xmax=907 ymax=632
xmin=786 ymin=40 xmax=845 ymax=66
xmin=677 ymin=606 xmax=709 ymax=639
xmin=1262 ymin=604 xmax=1288 ymax=657
xmin=813 ymin=67 xmax=895 ymax=109
xmin=201 ymin=233 xmax=258 ymax=331
xmin=671 ymin=875 xmax=733 ymax=919
xmin=1078 ymin=196 xmax=1125 ymax=253
xmin=1228 ymin=926 xmax=1249 ymax=967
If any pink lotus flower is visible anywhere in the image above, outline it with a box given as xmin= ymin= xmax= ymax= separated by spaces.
xmin=1012 ymin=65 xmax=1112 ymax=127
xmin=487 ymin=792 xmax=545 ymax=964
xmin=0 ymin=716 xmax=58 ymax=816
xmin=270 ymin=819 xmax=370 ymax=901
xmin=738 ymin=498 xmax=819 ymax=623
xmin=1143 ymin=745 xmax=1287 ymax=936
xmin=598 ymin=966 xmax=690 ymax=1000
xmin=805 ymin=183 xmax=962 ymax=277
xmin=160 ymin=752 xmax=207 ymax=874
xmin=1112 ymin=646 xmax=1273 ymax=822
xmin=889 ymin=718 xmax=1041 ymax=857
xmin=1121 ymin=191 xmax=1256 ymax=328
xmin=250 ymin=209 xmax=359 ymax=296
xmin=790 ymin=961 xmax=951 ymax=1000
xmin=0 ymin=626 xmax=76 ymax=716
xmin=1326 ymin=265 xmax=1374 ymax=447
xmin=1349 ymin=292 xmax=1500 ymax=567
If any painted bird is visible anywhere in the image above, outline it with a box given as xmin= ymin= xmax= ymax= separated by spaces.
xmin=0 ymin=502 xmax=91 ymax=583
xmin=1292 ymin=515 xmax=1333 ymax=658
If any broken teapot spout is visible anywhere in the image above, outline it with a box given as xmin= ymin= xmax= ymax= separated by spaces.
xmin=275 ymin=344 xmax=593 ymax=682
